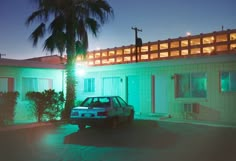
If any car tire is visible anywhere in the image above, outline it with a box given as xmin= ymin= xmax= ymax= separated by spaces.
xmin=128 ymin=110 xmax=134 ymax=123
xmin=78 ymin=124 xmax=86 ymax=130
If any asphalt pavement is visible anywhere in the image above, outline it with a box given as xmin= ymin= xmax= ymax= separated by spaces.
xmin=1 ymin=115 xmax=236 ymax=132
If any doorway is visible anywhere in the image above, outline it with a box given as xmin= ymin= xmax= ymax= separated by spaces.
xmin=127 ymin=76 xmax=140 ymax=114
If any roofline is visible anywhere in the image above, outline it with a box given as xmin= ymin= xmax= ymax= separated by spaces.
xmin=0 ymin=58 xmax=65 ymax=69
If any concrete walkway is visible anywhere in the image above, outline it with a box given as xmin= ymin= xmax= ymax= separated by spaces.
xmin=135 ymin=114 xmax=236 ymax=128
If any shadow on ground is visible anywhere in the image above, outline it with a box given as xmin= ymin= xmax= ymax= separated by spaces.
xmin=64 ymin=120 xmax=178 ymax=148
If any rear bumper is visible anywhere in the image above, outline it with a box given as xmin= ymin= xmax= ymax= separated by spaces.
xmin=70 ymin=117 xmax=111 ymax=126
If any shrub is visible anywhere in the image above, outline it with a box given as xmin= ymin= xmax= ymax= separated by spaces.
xmin=26 ymin=89 xmax=65 ymax=122
xmin=0 ymin=91 xmax=19 ymax=126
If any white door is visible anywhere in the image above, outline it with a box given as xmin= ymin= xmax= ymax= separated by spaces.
xmin=127 ymin=76 xmax=140 ymax=114
xmin=102 ymin=77 xmax=121 ymax=96
xmin=155 ymin=74 xmax=169 ymax=114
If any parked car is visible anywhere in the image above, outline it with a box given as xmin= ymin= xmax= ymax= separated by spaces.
xmin=70 ymin=96 xmax=134 ymax=129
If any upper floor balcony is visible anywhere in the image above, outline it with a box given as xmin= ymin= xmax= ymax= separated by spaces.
xmin=77 ymin=29 xmax=236 ymax=66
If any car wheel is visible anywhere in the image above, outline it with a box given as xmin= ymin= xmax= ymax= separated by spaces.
xmin=78 ymin=124 xmax=86 ymax=130
xmin=128 ymin=110 xmax=134 ymax=123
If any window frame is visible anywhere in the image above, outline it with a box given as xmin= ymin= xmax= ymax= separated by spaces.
xmin=22 ymin=77 xmax=53 ymax=100
xmin=83 ymin=78 xmax=95 ymax=93
xmin=175 ymin=72 xmax=207 ymax=98
xmin=220 ymin=71 xmax=236 ymax=93
xmin=0 ymin=77 xmax=14 ymax=92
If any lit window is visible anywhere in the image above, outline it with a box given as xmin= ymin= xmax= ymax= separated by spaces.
xmin=216 ymin=34 xmax=227 ymax=42
xmin=216 ymin=45 xmax=228 ymax=52
xmin=191 ymin=48 xmax=201 ymax=55
xmin=109 ymin=51 xmax=115 ymax=56
xmin=160 ymin=52 xmax=168 ymax=58
xmin=84 ymin=78 xmax=95 ymax=92
xmin=95 ymin=52 xmax=101 ymax=58
xmin=175 ymin=73 xmax=207 ymax=98
xmin=116 ymin=50 xmax=122 ymax=55
xmin=141 ymin=46 xmax=148 ymax=52
xmin=181 ymin=49 xmax=189 ymax=55
xmin=230 ymin=44 xmax=236 ymax=50
xmin=220 ymin=71 xmax=236 ymax=92
xmin=116 ymin=57 xmax=123 ymax=63
xmin=150 ymin=53 xmax=158 ymax=59
xmin=124 ymin=56 xmax=131 ymax=62
xmin=181 ymin=40 xmax=188 ymax=47
xmin=88 ymin=61 xmax=94 ymax=65
xmin=88 ymin=53 xmax=94 ymax=59
xmin=170 ymin=50 xmax=179 ymax=56
xmin=102 ymin=59 xmax=109 ymax=64
xmin=150 ymin=44 xmax=158 ymax=51
xmin=124 ymin=48 xmax=131 ymax=55
xmin=230 ymin=33 xmax=236 ymax=40
xmin=170 ymin=41 xmax=179 ymax=48
xmin=102 ymin=52 xmax=107 ymax=57
xmin=141 ymin=54 xmax=148 ymax=60
xmin=95 ymin=60 xmax=101 ymax=65
xmin=190 ymin=38 xmax=200 ymax=46
xmin=203 ymin=46 xmax=214 ymax=54
xmin=22 ymin=78 xmax=52 ymax=99
xmin=160 ymin=43 xmax=168 ymax=50
xmin=203 ymin=36 xmax=214 ymax=44
xmin=109 ymin=58 xmax=115 ymax=63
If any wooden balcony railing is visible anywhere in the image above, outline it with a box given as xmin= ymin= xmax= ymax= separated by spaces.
xmin=77 ymin=29 xmax=236 ymax=66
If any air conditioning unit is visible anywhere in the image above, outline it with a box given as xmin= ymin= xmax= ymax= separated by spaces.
xmin=184 ymin=103 xmax=200 ymax=113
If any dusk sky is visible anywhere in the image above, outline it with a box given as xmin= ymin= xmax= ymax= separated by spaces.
xmin=0 ymin=0 xmax=236 ymax=59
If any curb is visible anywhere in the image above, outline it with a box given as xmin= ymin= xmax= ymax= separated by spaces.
xmin=0 ymin=122 xmax=60 ymax=132
xmin=135 ymin=115 xmax=236 ymax=128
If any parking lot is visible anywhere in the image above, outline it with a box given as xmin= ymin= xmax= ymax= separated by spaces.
xmin=0 ymin=119 xmax=236 ymax=161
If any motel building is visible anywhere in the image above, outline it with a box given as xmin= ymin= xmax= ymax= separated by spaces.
xmin=0 ymin=29 xmax=236 ymax=124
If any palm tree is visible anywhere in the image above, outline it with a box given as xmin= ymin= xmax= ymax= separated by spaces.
xmin=26 ymin=0 xmax=113 ymax=119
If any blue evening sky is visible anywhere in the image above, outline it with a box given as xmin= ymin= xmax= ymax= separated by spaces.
xmin=0 ymin=0 xmax=235 ymax=59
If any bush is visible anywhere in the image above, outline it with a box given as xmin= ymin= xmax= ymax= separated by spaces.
xmin=0 ymin=91 xmax=19 ymax=126
xmin=26 ymin=89 xmax=65 ymax=122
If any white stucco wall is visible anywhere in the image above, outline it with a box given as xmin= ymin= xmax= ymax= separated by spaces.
xmin=75 ymin=54 xmax=236 ymax=123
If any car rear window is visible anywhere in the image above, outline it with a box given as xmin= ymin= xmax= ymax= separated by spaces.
xmin=81 ymin=97 xmax=111 ymax=107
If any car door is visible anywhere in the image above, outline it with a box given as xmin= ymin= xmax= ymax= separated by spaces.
xmin=117 ymin=97 xmax=130 ymax=117
xmin=112 ymin=97 xmax=123 ymax=117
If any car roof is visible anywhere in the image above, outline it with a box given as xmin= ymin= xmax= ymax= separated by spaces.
xmin=86 ymin=96 xmax=119 ymax=98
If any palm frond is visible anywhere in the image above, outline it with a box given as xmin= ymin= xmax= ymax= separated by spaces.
xmin=29 ymin=23 xmax=46 ymax=46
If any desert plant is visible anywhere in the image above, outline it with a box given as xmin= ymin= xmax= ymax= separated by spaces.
xmin=26 ymin=89 xmax=65 ymax=122
xmin=0 ymin=91 xmax=19 ymax=126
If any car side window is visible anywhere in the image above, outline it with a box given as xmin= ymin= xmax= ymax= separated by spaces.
xmin=117 ymin=97 xmax=127 ymax=107
xmin=81 ymin=98 xmax=93 ymax=106
xmin=112 ymin=98 xmax=120 ymax=108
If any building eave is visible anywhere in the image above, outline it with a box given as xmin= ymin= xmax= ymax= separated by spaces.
xmin=0 ymin=58 xmax=65 ymax=69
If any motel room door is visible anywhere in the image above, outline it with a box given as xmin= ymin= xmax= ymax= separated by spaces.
xmin=154 ymin=74 xmax=169 ymax=114
xmin=127 ymin=76 xmax=140 ymax=114
xmin=102 ymin=77 xmax=121 ymax=96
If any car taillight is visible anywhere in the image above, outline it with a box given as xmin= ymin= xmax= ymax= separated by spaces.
xmin=97 ymin=111 xmax=108 ymax=116
xmin=71 ymin=111 xmax=79 ymax=116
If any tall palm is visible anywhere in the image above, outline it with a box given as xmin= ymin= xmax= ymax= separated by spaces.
xmin=26 ymin=0 xmax=113 ymax=119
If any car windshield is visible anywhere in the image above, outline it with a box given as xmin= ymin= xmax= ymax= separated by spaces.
xmin=81 ymin=97 xmax=111 ymax=108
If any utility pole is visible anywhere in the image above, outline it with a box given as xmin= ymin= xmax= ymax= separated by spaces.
xmin=132 ymin=27 xmax=142 ymax=62
xmin=0 ymin=52 xmax=6 ymax=59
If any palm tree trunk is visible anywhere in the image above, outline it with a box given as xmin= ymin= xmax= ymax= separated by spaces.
xmin=63 ymin=21 xmax=77 ymax=120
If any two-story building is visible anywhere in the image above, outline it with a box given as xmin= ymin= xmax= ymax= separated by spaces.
xmin=75 ymin=29 xmax=236 ymax=123
xmin=1 ymin=29 xmax=236 ymax=124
